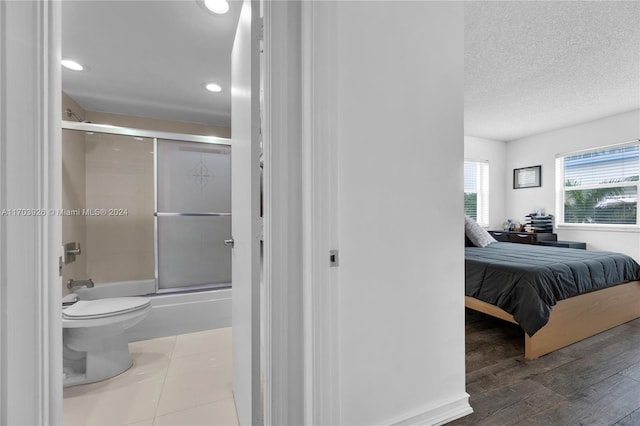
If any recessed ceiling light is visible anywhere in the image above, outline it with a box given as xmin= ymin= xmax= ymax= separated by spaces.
xmin=204 ymin=82 xmax=222 ymax=93
xmin=61 ymin=59 xmax=84 ymax=71
xmin=204 ymin=0 xmax=229 ymax=14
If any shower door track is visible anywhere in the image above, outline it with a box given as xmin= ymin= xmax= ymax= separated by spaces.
xmin=61 ymin=120 xmax=231 ymax=145
xmin=154 ymin=282 xmax=231 ymax=296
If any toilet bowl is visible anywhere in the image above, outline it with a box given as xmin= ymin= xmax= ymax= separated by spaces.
xmin=62 ymin=297 xmax=151 ymax=387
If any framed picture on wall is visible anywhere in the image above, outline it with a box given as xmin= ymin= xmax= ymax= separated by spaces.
xmin=513 ymin=165 xmax=541 ymax=189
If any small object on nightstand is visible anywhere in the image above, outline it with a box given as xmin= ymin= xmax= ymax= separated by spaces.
xmin=525 ymin=214 xmax=554 ymax=233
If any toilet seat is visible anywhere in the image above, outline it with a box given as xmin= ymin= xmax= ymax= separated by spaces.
xmin=63 ymin=297 xmax=151 ymax=319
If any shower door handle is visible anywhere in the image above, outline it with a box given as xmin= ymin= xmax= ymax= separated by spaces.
xmin=224 ymin=238 xmax=234 ymax=248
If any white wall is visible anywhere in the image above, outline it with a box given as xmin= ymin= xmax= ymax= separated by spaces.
xmin=1 ymin=1 xmax=62 ymax=424
xmin=331 ymin=3 xmax=470 ymax=424
xmin=464 ymin=136 xmax=507 ymax=229
xmin=505 ymin=109 xmax=640 ymax=261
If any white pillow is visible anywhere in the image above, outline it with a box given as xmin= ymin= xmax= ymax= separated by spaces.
xmin=465 ymin=215 xmax=496 ymax=247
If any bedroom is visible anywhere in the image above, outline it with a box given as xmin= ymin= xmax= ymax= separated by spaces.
xmin=464 ymin=1 xmax=639 ymax=260
xmin=459 ymin=1 xmax=640 ymax=424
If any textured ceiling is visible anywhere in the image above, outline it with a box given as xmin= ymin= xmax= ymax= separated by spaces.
xmin=62 ymin=2 xmax=640 ymax=137
xmin=61 ymin=1 xmax=241 ymax=127
xmin=465 ymin=1 xmax=640 ymax=142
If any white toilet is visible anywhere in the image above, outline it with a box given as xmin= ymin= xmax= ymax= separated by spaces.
xmin=62 ymin=297 xmax=151 ymax=387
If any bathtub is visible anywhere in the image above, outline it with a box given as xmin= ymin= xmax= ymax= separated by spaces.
xmin=74 ymin=279 xmax=231 ymax=342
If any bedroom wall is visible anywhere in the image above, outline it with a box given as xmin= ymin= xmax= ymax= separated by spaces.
xmin=464 ymin=136 xmax=507 ymax=229
xmin=332 ymin=2 xmax=470 ymax=424
xmin=504 ymin=109 xmax=640 ymax=261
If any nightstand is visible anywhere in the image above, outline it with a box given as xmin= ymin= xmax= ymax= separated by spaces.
xmin=488 ymin=231 xmax=557 ymax=245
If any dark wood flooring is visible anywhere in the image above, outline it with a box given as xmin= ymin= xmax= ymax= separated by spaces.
xmin=447 ymin=309 xmax=640 ymax=426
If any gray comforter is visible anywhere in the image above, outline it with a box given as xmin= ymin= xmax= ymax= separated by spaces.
xmin=465 ymin=242 xmax=640 ymax=336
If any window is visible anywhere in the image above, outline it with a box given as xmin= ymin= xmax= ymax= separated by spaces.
xmin=557 ymin=142 xmax=639 ymax=226
xmin=464 ymin=160 xmax=489 ymax=227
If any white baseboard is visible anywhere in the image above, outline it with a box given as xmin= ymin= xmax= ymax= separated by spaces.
xmin=390 ymin=393 xmax=473 ymax=426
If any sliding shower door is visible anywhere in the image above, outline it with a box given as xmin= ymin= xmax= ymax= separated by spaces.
xmin=155 ymin=139 xmax=231 ymax=291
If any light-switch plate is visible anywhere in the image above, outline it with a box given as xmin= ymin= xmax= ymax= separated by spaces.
xmin=329 ymin=249 xmax=339 ymax=267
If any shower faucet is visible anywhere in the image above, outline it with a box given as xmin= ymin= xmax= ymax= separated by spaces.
xmin=67 ymin=278 xmax=95 ymax=289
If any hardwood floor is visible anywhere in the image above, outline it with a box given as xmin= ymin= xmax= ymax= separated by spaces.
xmin=448 ymin=309 xmax=640 ymax=426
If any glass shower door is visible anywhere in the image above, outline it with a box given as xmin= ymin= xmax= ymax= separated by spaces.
xmin=155 ymin=139 xmax=231 ymax=291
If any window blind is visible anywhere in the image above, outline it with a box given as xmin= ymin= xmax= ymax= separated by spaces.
xmin=464 ymin=160 xmax=490 ymax=227
xmin=558 ymin=142 xmax=639 ymax=225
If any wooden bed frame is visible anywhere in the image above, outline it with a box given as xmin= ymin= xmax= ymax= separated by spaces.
xmin=465 ymin=280 xmax=640 ymax=359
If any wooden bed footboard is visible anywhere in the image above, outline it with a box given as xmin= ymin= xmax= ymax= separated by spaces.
xmin=465 ymin=280 xmax=640 ymax=359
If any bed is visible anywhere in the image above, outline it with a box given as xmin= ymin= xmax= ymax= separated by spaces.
xmin=465 ymin=242 xmax=640 ymax=359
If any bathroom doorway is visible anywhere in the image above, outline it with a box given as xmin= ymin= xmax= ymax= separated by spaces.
xmin=2 ymin=0 xmax=307 ymax=424
xmin=60 ymin=0 xmax=261 ymax=424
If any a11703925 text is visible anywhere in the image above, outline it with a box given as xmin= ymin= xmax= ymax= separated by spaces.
xmin=1 ymin=208 xmax=129 ymax=217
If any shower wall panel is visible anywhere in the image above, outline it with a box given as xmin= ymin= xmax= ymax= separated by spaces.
xmin=61 ymin=129 xmax=87 ymax=294
xmin=85 ymin=133 xmax=155 ymax=283
xmin=156 ymin=139 xmax=232 ymax=289
xmin=157 ymin=216 xmax=231 ymax=287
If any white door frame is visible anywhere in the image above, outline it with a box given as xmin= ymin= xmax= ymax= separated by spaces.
xmin=262 ymin=1 xmax=305 ymax=424
xmin=263 ymin=2 xmax=342 ymax=424
xmin=299 ymin=2 xmax=341 ymax=424
xmin=0 ymin=1 xmax=63 ymax=424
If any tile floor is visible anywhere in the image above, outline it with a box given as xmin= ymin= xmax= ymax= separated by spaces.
xmin=63 ymin=327 xmax=238 ymax=426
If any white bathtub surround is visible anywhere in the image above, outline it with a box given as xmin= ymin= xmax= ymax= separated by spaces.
xmin=129 ymin=289 xmax=232 ymax=342
xmin=74 ymin=280 xmax=232 ymax=342
xmin=63 ymin=327 xmax=237 ymax=425
xmin=74 ymin=279 xmax=155 ymax=299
